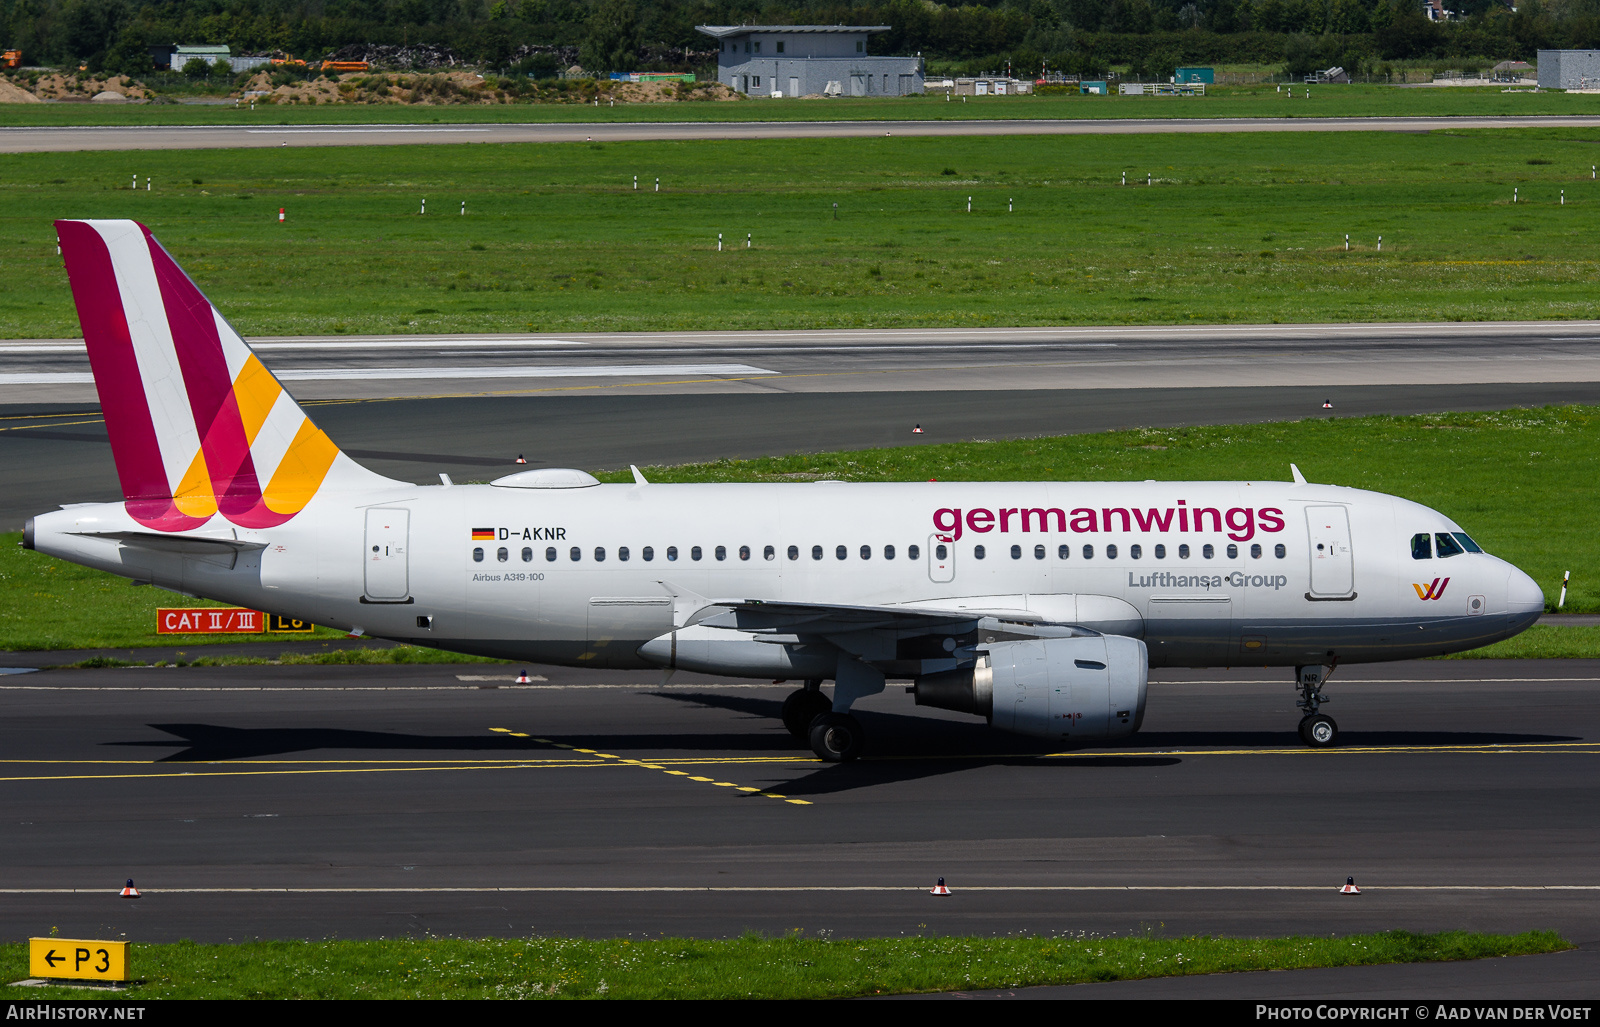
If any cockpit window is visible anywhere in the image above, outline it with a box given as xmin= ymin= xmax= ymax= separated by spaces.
xmin=1435 ymin=532 xmax=1465 ymax=558
xmin=1411 ymin=533 xmax=1432 ymax=560
xmin=1452 ymin=531 xmax=1484 ymax=553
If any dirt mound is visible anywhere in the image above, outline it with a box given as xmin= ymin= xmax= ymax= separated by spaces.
xmin=238 ymin=71 xmax=741 ymax=106
xmin=18 ymin=73 xmax=149 ymax=101
xmin=0 ymin=77 xmax=41 ymax=102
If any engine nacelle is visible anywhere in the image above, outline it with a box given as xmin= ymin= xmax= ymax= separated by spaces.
xmin=637 ymin=624 xmax=837 ymax=678
xmin=916 ymin=635 xmax=1148 ymax=743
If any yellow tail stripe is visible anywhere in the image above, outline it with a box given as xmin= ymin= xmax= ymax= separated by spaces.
xmin=232 ymin=354 xmax=283 ymax=446
xmin=172 ymin=448 xmax=219 ymax=519
xmin=262 ymin=419 xmax=340 ymax=515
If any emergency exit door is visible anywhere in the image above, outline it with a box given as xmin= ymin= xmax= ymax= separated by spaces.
xmin=928 ymin=534 xmax=955 ymax=583
xmin=1305 ymin=505 xmax=1355 ymax=598
xmin=364 ymin=508 xmax=410 ymax=601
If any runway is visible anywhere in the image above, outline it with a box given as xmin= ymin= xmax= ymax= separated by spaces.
xmin=4 ymin=115 xmax=1600 ymax=153
xmin=3 ymin=321 xmax=1597 ymax=529
xmin=2 ymin=658 xmax=1598 ymax=968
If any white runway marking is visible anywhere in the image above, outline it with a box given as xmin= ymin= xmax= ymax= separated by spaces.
xmin=4 ymin=884 xmax=1599 ymax=894
xmin=0 ymin=363 xmax=776 ymax=385
xmin=244 ymin=127 xmax=491 ymax=134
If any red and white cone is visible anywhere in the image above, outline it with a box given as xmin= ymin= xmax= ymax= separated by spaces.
xmin=278 ymin=208 xmax=285 ymax=223
xmin=1322 ymin=400 xmax=1333 ymax=409
xmin=1339 ymin=876 xmax=1360 ymax=895
xmin=516 ymin=670 xmax=531 ymax=684
xmin=515 ymin=454 xmax=528 ymax=464
xmin=930 ymin=877 xmax=951 ymax=895
xmin=120 ymin=878 xmax=141 ymax=898
xmin=912 ymin=424 xmax=924 ymax=434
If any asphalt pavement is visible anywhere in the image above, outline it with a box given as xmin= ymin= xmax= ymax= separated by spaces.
xmin=2 ymin=658 xmax=1598 ymax=997
xmin=4 ymin=115 xmax=1600 ymax=153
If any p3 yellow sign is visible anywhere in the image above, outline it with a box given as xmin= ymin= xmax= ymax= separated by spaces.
xmin=29 ymin=937 xmax=128 ymax=981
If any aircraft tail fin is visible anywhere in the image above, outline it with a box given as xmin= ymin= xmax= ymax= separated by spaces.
xmin=55 ymin=219 xmax=398 ymax=532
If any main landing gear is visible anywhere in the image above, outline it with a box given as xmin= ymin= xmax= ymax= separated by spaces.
xmin=781 ymin=680 xmax=865 ymax=762
xmin=1295 ymin=664 xmax=1338 ymax=748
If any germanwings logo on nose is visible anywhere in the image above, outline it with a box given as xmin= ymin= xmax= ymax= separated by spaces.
xmin=1413 ymin=577 xmax=1451 ymax=601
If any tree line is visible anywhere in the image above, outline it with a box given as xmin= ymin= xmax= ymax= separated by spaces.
xmin=0 ymin=0 xmax=1590 ymax=79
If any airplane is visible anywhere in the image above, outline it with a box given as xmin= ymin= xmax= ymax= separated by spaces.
xmin=24 ymin=220 xmax=1546 ymax=762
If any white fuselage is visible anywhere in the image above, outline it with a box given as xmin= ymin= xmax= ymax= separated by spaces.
xmin=31 ymin=478 xmax=1543 ymax=674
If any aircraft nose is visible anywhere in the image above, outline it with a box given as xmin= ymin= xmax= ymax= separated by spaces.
xmin=1507 ymin=567 xmax=1545 ymax=614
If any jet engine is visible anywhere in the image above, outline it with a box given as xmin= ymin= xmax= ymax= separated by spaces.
xmin=914 ymin=635 xmax=1148 ymax=743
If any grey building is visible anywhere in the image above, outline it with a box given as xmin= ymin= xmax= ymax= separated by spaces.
xmin=695 ymin=25 xmax=923 ymax=97
xmin=1539 ymin=50 xmax=1600 ymax=89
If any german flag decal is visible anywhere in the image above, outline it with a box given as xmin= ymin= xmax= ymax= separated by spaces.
xmin=471 ymin=528 xmax=495 ymax=540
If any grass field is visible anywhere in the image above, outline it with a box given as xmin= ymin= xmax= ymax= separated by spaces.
xmin=4 ymin=127 xmax=1600 ymax=336
xmin=5 ymin=406 xmax=1596 ymax=653
xmin=0 ymin=930 xmax=1567 ymax=999
xmin=0 ymin=82 xmax=1590 ymax=126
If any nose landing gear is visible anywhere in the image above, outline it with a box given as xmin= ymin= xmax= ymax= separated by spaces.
xmin=1295 ymin=664 xmax=1339 ymax=747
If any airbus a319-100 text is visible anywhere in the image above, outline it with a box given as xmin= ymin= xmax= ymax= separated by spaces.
xmin=25 ymin=220 xmax=1545 ymax=760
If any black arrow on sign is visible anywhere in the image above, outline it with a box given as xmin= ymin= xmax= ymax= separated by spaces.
xmin=43 ymin=949 xmax=63 ymax=967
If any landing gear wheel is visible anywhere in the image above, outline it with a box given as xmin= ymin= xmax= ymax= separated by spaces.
xmin=809 ymin=712 xmax=865 ymax=762
xmin=781 ymin=688 xmax=832 ymax=738
xmin=1300 ymin=713 xmax=1338 ymax=748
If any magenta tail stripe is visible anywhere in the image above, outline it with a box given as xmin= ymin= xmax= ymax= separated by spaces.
xmin=143 ymin=226 xmax=264 ymax=515
xmin=55 ymin=220 xmax=169 ymax=505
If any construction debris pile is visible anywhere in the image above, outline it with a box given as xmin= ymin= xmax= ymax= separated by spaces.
xmin=321 ymin=43 xmax=464 ymax=69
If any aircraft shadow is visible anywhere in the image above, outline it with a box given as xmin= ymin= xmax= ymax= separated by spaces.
xmin=109 ymin=722 xmax=801 ymax=763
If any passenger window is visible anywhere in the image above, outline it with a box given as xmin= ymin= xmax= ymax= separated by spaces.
xmin=764 ymin=545 xmax=775 ymax=561
xmin=1250 ymin=544 xmax=1261 ymax=559
xmin=1034 ymin=544 xmax=1045 ymax=560
xmin=885 ymin=545 xmax=896 ymax=560
xmin=812 ymin=545 xmax=823 ymax=560
xmin=667 ymin=546 xmax=678 ymax=561
xmin=1411 ymin=533 xmax=1432 ymax=560
xmin=974 ymin=545 xmax=986 ymax=559
xmin=861 ymin=545 xmax=872 ymax=560
xmin=691 ymin=546 xmax=702 ymax=561
xmin=1435 ymin=532 xmax=1465 ymax=558
xmin=546 ymin=547 xmax=556 ymax=562
xmin=497 ymin=547 xmax=508 ymax=562
xmin=473 ymin=547 xmax=484 ymax=563
xmin=522 ymin=547 xmax=532 ymax=562
xmin=934 ymin=544 xmax=946 ymax=559
xmin=1010 ymin=544 xmax=1022 ymax=560
xmin=739 ymin=545 xmax=750 ymax=561
xmin=836 ymin=545 xmax=847 ymax=560
xmin=907 ymin=544 xmax=919 ymax=559
xmin=1275 ymin=544 xmax=1286 ymax=558
xmin=570 ymin=547 xmax=581 ymax=561
xmin=716 ymin=546 xmax=727 ymax=561
xmin=1179 ymin=544 xmax=1190 ymax=559
xmin=1130 ymin=544 xmax=1142 ymax=560
xmin=643 ymin=546 xmax=654 ymax=562
xmin=1453 ymin=532 xmax=1484 ymax=553
xmin=1154 ymin=544 xmax=1166 ymax=559
xmin=594 ymin=547 xmax=605 ymax=562
xmin=1202 ymin=544 xmax=1214 ymax=559
xmin=1226 ymin=544 xmax=1238 ymax=559
xmin=788 ymin=545 xmax=799 ymax=560
xmin=1106 ymin=544 xmax=1118 ymax=560
xmin=1083 ymin=544 xmax=1094 ymax=559
xmin=1058 ymin=544 xmax=1069 ymax=559
xmin=618 ymin=546 xmax=630 ymax=562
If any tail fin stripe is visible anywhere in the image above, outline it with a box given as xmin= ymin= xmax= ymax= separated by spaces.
xmin=57 ymin=221 xmax=198 ymax=526
xmin=56 ymin=218 xmax=403 ymax=532
xmin=145 ymin=227 xmax=267 ymax=516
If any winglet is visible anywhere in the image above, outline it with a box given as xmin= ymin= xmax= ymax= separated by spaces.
xmin=1290 ymin=463 xmax=1308 ymax=486
xmin=630 ymin=465 xmax=649 ymax=485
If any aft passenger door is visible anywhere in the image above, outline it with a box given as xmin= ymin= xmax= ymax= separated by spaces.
xmin=364 ymin=508 xmax=410 ymax=601
xmin=1305 ymin=505 xmax=1355 ymax=599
